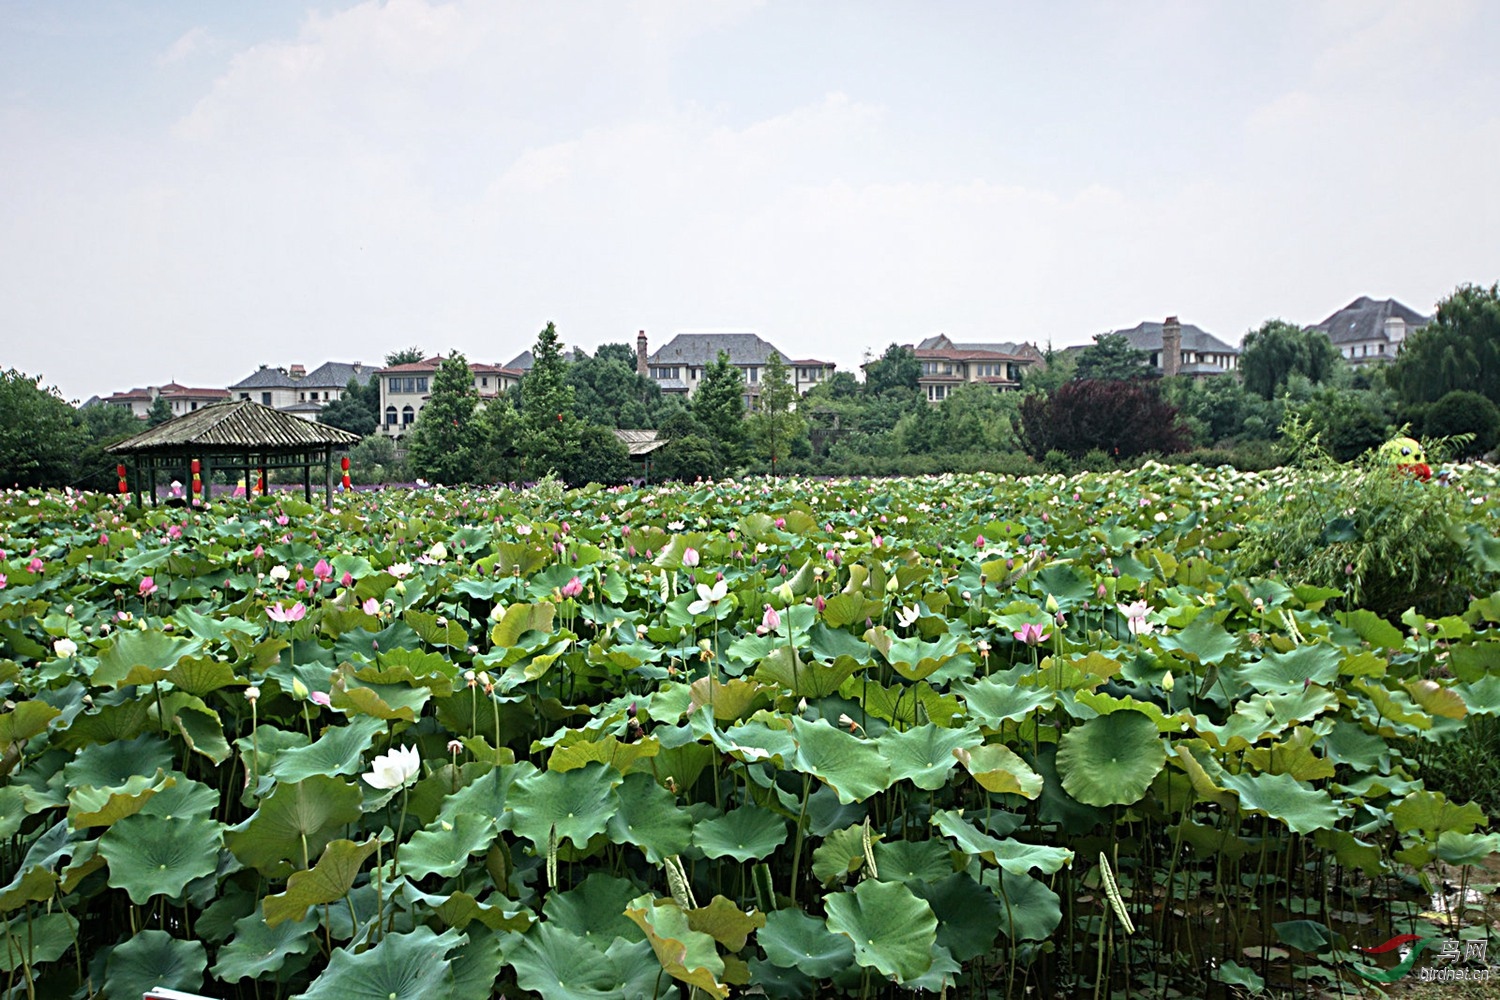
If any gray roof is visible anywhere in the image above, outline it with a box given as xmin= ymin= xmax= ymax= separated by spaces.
xmin=1107 ymin=321 xmax=1239 ymax=356
xmin=647 ymin=333 xmax=788 ymax=368
xmin=1313 ymin=297 xmax=1430 ymax=346
xmin=504 ymin=349 xmax=577 ymax=371
xmin=917 ymin=334 xmax=1037 ymax=356
xmin=229 ymin=361 xmax=371 ymax=390
xmin=106 ymin=400 xmax=360 ymax=453
xmin=612 ymin=429 xmax=667 ymax=456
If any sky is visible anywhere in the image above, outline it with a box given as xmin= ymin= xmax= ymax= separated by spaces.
xmin=2 ymin=0 xmax=1497 ymax=404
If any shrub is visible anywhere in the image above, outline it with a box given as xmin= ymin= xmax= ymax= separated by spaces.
xmin=1425 ymin=390 xmax=1500 ymax=457
xmin=653 ymin=434 xmax=724 ymax=483
xmin=563 ymin=425 xmax=635 ymax=487
xmin=1019 ymin=379 xmax=1189 ymax=460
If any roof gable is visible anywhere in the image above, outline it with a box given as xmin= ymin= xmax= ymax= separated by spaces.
xmin=1108 ymin=321 xmax=1239 ymax=356
xmin=647 ymin=333 xmax=786 ymax=368
xmin=1313 ymin=297 xmax=1431 ymax=345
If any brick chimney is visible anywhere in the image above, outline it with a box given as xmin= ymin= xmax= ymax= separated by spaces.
xmin=1161 ymin=317 xmax=1182 ymax=378
xmin=636 ymin=330 xmax=649 ymax=376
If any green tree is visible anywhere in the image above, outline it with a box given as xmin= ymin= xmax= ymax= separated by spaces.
xmin=1018 ymin=379 xmax=1189 ymax=459
xmin=319 ymin=376 xmax=380 ymax=437
xmin=146 ymin=395 xmax=173 ymax=427
xmin=746 ymin=352 xmax=804 ymax=474
xmin=566 ymin=345 xmax=666 ymax=429
xmin=1289 ymin=386 xmax=1390 ymax=462
xmin=518 ymin=322 xmax=579 ymax=478
xmin=1239 ymin=319 xmax=1342 ymax=399
xmin=80 ymin=403 xmax=141 ymax=445
xmin=564 ymin=425 xmax=635 ymax=487
xmin=478 ymin=393 xmax=525 ymax=483
xmin=0 ymin=370 xmax=92 ymax=488
xmin=405 ymin=352 xmax=484 ymax=483
xmin=1387 ymin=283 xmax=1500 ymax=407
xmin=1073 ymin=333 xmax=1148 ymax=381
xmin=384 ymin=346 xmax=424 ymax=367
xmin=692 ymin=351 xmax=746 ymax=466
xmin=653 ymin=435 xmax=723 ymax=483
xmin=1424 ymin=390 xmax=1500 ymax=457
xmin=1018 ymin=346 xmax=1075 ymax=394
xmin=863 ymin=344 xmax=921 ymax=397
xmin=345 ymin=434 xmax=405 ymax=484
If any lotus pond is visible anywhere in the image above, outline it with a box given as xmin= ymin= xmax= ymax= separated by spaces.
xmin=3 ymin=465 xmax=1500 ymax=998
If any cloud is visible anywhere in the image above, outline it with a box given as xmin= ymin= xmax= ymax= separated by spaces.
xmin=156 ymin=26 xmax=218 ymax=67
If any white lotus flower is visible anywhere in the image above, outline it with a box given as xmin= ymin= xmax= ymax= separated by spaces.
xmin=365 ymin=745 xmax=421 ymax=790
xmin=687 ymin=579 xmax=728 ymax=615
xmin=896 ymin=605 xmax=921 ymax=629
xmin=53 ymin=638 xmax=77 ymax=658
xmin=388 ymin=562 xmax=413 ymax=580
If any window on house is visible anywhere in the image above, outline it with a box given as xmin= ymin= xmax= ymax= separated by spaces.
xmin=481 ymin=377 xmax=488 ymax=387
xmin=261 ymin=392 xmax=272 ymax=405
xmin=385 ymin=407 xmax=397 ymax=426
xmin=239 ymin=393 xmax=249 ymax=400
xmin=747 ymin=367 xmax=758 ymax=383
xmin=416 ymin=377 xmax=428 ymax=392
xmin=402 ymin=405 xmax=416 ymax=426
xmin=191 ymin=402 xmax=198 ymax=411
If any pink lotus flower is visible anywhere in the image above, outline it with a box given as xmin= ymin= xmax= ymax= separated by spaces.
xmin=975 ymin=534 xmax=986 ymax=548
xmin=340 ymin=571 xmax=354 ymax=587
xmin=294 ymin=578 xmax=308 ymax=593
xmin=813 ymin=594 xmax=826 ymax=613
xmin=1013 ymin=622 xmax=1050 ymax=646
xmin=276 ymin=514 xmax=290 ymax=526
xmin=762 ymin=604 xmax=781 ymax=633
xmin=28 ymin=557 xmax=44 ymax=574
xmin=309 ymin=690 xmax=332 ymax=707
xmin=252 ymin=544 xmax=264 ymax=559
xmin=362 ymin=598 xmax=380 ymax=615
xmin=267 ymin=601 xmax=306 ymax=623
xmin=561 ymin=576 xmax=583 ymax=598
xmin=139 ymin=577 xmax=157 ymax=597
xmin=1117 ymin=601 xmax=1154 ymax=636
xmin=682 ymin=547 xmax=700 ymax=568
xmin=774 ymin=517 xmax=786 ymax=529
xmin=313 ymin=559 xmax=334 ymax=583
xmin=0 ymin=574 xmax=6 ymax=589
xmin=167 ymin=525 xmax=183 ymax=539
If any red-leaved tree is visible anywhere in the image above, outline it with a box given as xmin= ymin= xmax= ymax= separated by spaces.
xmin=1018 ymin=379 xmax=1190 ymax=459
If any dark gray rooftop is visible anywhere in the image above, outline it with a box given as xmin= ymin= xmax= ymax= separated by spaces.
xmin=1313 ymin=297 xmax=1430 ymax=346
xmin=229 ymin=361 xmax=372 ymax=390
xmin=504 ymin=349 xmax=577 ymax=371
xmin=1106 ymin=321 xmax=1239 ymax=356
xmin=916 ymin=334 xmax=1035 ymax=355
xmin=647 ymin=333 xmax=789 ymax=368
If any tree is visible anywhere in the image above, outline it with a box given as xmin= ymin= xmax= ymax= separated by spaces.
xmin=80 ymin=403 xmax=141 ymax=445
xmin=1018 ymin=346 xmax=1075 ymax=394
xmin=385 ymin=346 xmax=424 ymax=367
xmin=1018 ymin=379 xmax=1189 ymax=459
xmin=405 ymin=352 xmax=484 ymax=483
xmin=653 ymin=435 xmax=723 ymax=483
xmin=863 ymin=344 xmax=921 ymax=397
xmin=518 ymin=322 xmax=578 ymax=478
xmin=566 ymin=344 xmax=666 ymax=429
xmin=1239 ymin=319 xmax=1342 ymax=399
xmin=564 ymin=425 xmax=635 ymax=487
xmin=1387 ymin=283 xmax=1500 ymax=407
xmin=1073 ymin=333 xmax=1148 ymax=381
xmin=1425 ymin=390 xmax=1500 ymax=457
xmin=319 ymin=376 xmax=380 ymax=437
xmin=146 ymin=396 xmax=173 ymax=427
xmin=1287 ymin=386 xmax=1390 ymax=462
xmin=0 ymin=370 xmax=92 ymax=488
xmin=746 ymin=352 xmax=804 ymax=474
xmin=692 ymin=351 xmax=746 ymax=466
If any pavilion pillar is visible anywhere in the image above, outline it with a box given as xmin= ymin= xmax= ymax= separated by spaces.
xmin=324 ymin=449 xmax=335 ymax=510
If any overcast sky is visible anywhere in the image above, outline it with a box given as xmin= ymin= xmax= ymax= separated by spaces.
xmin=3 ymin=1 xmax=1497 ymax=403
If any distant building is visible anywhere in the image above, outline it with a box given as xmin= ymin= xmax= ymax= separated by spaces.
xmin=376 ymin=356 xmax=523 ymax=438
xmin=229 ymin=361 xmax=374 ymax=420
xmin=503 ymin=348 xmax=577 ymax=371
xmin=910 ymin=334 xmax=1046 ymax=403
xmin=1311 ymin=297 xmax=1430 ymax=366
xmin=99 ymin=382 xmax=231 ymax=419
xmin=635 ymin=331 xmax=834 ymax=406
xmin=1077 ymin=318 xmax=1239 ymax=376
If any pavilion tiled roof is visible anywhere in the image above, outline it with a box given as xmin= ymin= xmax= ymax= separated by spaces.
xmin=105 ymin=400 xmax=360 ymax=453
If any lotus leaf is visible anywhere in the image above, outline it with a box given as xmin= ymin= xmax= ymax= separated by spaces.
xmin=212 ymin=904 xmax=317 ymax=982
xmin=265 ymin=837 xmax=381 ymax=924
xmin=399 ymin=814 xmax=494 ymax=881
xmin=227 ymin=774 xmax=363 ymax=876
xmin=103 ymin=929 xmax=206 ymax=1000
xmin=270 ymin=714 xmax=385 ymax=782
xmin=1220 ymin=771 xmax=1346 ymax=835
xmin=694 ymin=806 xmax=789 ymax=862
xmin=607 ymin=772 xmax=693 ymax=863
xmin=877 ymin=722 xmax=976 ymax=790
xmin=824 ymin=878 xmax=938 ymax=983
xmin=625 ymin=895 xmax=729 ymax=999
xmin=955 ymin=742 xmax=1044 ymax=798
xmin=98 ymin=813 xmax=221 ymax=903
xmin=872 ymin=838 xmax=954 ymax=884
xmin=758 ymin=907 xmax=855 ymax=978
xmin=1055 ymin=710 xmax=1166 ymax=806
xmin=0 ymin=911 xmax=75 ymax=973
xmin=295 ymin=926 xmax=462 ymax=1000
xmin=508 ymin=760 xmax=619 ymax=851
xmin=931 ymin=810 xmax=1072 ymax=875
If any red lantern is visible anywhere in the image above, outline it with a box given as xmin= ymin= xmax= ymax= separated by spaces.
xmin=116 ymin=463 xmax=128 ymax=495
xmin=341 ymin=455 xmax=351 ymax=490
xmin=190 ymin=459 xmax=202 ymax=502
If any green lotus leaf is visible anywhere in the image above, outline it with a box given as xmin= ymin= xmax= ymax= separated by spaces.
xmin=877 ymin=723 xmax=976 ymax=791
xmin=98 ymin=813 xmax=221 ymax=903
xmin=405 ymin=609 xmax=470 ymax=649
xmin=1214 ymin=960 xmax=1267 ymax=994
xmin=822 ymin=593 xmax=885 ymax=629
xmin=625 ymin=895 xmax=728 ymax=999
xmin=1055 ymin=711 xmax=1165 ymax=807
xmin=698 ymin=717 xmax=798 ymax=764
xmin=295 ymin=926 xmax=463 ymax=1000
xmin=0 ymin=910 xmax=75 ymax=973
xmin=399 ymin=814 xmax=494 ymax=881
xmin=789 ymin=716 xmax=892 ymax=804
xmin=1072 ymin=690 xmax=1190 ymax=733
xmin=959 ymin=677 xmax=1056 ymax=727
xmin=1391 ymin=790 xmax=1487 ymax=838
xmin=1339 ymin=609 xmax=1406 ymax=651
xmin=1172 ymin=745 xmax=1236 ymax=809
xmin=508 ymin=760 xmax=619 ymax=851
xmin=694 ymin=806 xmax=788 ymax=863
xmin=103 ymin=930 xmax=206 ymax=1000
xmin=64 ymin=733 xmax=173 ymax=788
xmin=607 ymin=772 xmax=693 ymax=864
xmin=1219 ymin=771 xmax=1346 ymax=835
xmin=931 ymin=809 xmax=1072 ymax=875
xmin=265 ymin=837 xmax=380 ymax=925
xmin=68 ymin=770 xmax=174 ymax=828
xmin=878 ymin=632 xmax=966 ymax=682
xmin=824 ymin=878 xmax=938 ymax=983
xmin=0 ymin=700 xmax=60 ymax=746
xmin=56 ymin=697 xmax=151 ymax=750
xmin=509 ymin=922 xmax=666 ymax=1000
xmin=164 ymin=691 xmax=232 ymax=764
xmin=0 ymin=866 xmax=57 ymax=914
xmin=1319 ymin=720 xmax=1392 ymax=770
xmin=871 ymin=838 xmax=954 ymax=884
xmin=227 ymin=774 xmax=363 ymax=877
xmin=1241 ymin=727 xmax=1335 ymax=781
xmin=1311 ymin=829 xmax=1387 ymax=877
xmin=757 ymin=907 xmax=854 ymax=978
xmin=332 ymin=680 xmax=431 ymax=722
xmin=269 ymin=715 xmax=386 ymax=783
xmin=94 ymin=628 xmax=205 ymax=688
xmin=1351 ymin=680 xmax=1429 ymax=729
xmin=543 ymin=872 xmax=646 ymax=945
xmin=1242 ymin=644 xmax=1342 ymax=694
xmin=686 ymin=677 xmax=766 ymax=722
xmin=549 ymin=733 xmax=661 ymax=774
xmin=0 ymin=788 xmax=24 ymax=841
xmin=490 ymin=602 xmax=556 ymax=648
xmin=686 ymin=895 xmax=765 ymax=951
xmin=212 ymin=903 xmax=317 ymax=982
xmin=955 ymin=743 xmax=1043 ymax=798
xmin=1156 ymin=616 xmax=1240 ymax=664
xmin=753 ymin=647 xmax=862 ymax=698
xmin=1455 ymin=674 xmax=1500 ymax=716
xmin=812 ymin=823 xmax=874 ymax=882
xmin=407 ymin=887 xmax=532 ymax=933
xmin=444 ymin=924 xmax=508 ymax=1000
xmin=1433 ymin=830 xmax=1500 ymax=866
xmin=167 ymin=654 xmax=241 ymax=697
xmin=1404 ymin=678 xmax=1467 ymax=719
xmin=982 ymin=868 xmax=1063 ymax=944
xmin=136 ymin=774 xmax=218 ymax=820
xmin=806 ymin=622 xmax=872 ymax=660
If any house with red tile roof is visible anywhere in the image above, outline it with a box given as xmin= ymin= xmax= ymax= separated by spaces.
xmin=99 ymin=382 xmax=232 ymax=420
xmin=908 ymin=334 xmax=1046 ymax=403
